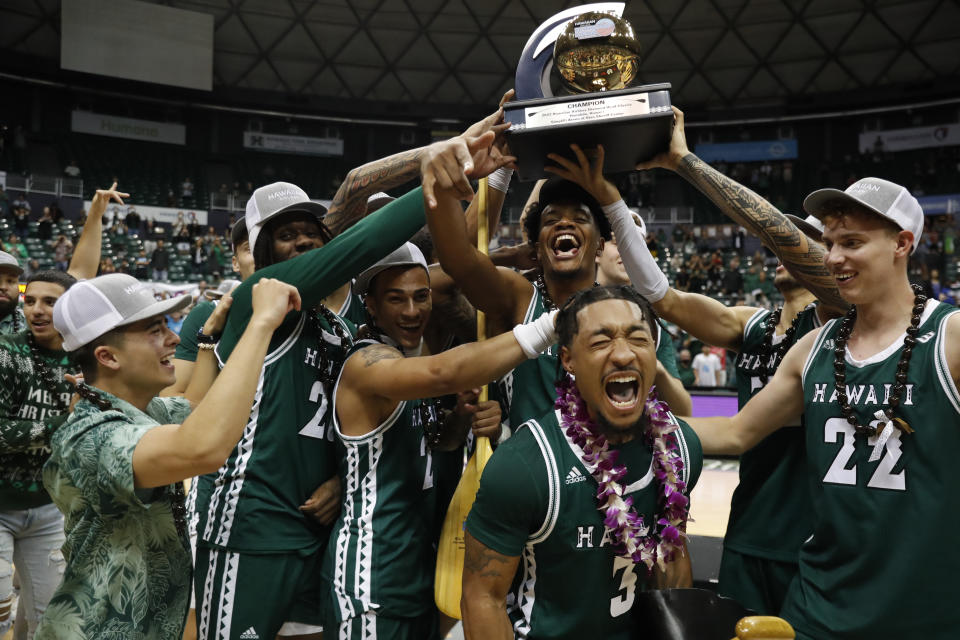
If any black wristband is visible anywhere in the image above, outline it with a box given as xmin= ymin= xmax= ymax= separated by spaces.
xmin=196 ymin=328 xmax=221 ymax=345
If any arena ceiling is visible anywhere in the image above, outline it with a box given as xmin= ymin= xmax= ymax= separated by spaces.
xmin=2 ymin=0 xmax=959 ymax=113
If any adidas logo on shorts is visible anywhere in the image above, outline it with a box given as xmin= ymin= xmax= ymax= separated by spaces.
xmin=565 ymin=466 xmax=587 ymax=485
xmin=239 ymin=628 xmax=260 ymax=639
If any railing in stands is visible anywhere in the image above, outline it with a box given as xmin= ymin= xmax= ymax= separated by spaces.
xmin=4 ymin=174 xmax=85 ymax=199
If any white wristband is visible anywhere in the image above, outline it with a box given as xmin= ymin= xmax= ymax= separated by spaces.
xmin=513 ymin=309 xmax=558 ymax=359
xmin=487 ymin=168 xmax=513 ymax=193
xmin=601 ymin=199 xmax=669 ymax=303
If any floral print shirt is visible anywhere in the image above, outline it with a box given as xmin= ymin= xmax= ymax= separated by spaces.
xmin=36 ymin=390 xmax=192 ymax=640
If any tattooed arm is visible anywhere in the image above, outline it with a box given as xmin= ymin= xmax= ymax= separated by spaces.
xmin=462 ymin=531 xmax=520 ymax=640
xmin=637 ymin=108 xmax=846 ymax=313
xmin=323 ymin=147 xmax=426 ymax=237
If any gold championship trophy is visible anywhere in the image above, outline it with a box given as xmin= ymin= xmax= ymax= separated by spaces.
xmin=503 ymin=2 xmax=674 ymax=180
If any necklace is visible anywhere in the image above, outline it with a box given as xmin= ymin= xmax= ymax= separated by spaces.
xmin=535 ymin=273 xmax=599 ymax=312
xmin=833 ymin=284 xmax=925 ymax=438
xmin=757 ymin=307 xmax=804 ymax=385
xmin=27 ymin=332 xmax=69 ymax=412
xmin=361 ymin=325 xmax=446 ymax=448
xmin=555 ymin=375 xmax=690 ymax=570
xmin=307 ymin=304 xmax=352 ymax=393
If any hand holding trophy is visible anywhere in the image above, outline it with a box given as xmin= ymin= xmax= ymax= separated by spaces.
xmin=504 ymin=2 xmax=674 ymax=180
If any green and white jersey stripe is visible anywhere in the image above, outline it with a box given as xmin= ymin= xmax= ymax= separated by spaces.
xmin=322 ymin=340 xmax=441 ymax=624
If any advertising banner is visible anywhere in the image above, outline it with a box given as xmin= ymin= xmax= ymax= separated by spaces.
xmin=859 ymin=124 xmax=960 ymax=153
xmin=243 ymin=131 xmax=344 ymax=157
xmin=71 ymin=110 xmax=186 ymax=145
xmin=695 ymin=139 xmax=798 ymax=163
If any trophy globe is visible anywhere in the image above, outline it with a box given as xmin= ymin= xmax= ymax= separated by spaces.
xmin=553 ymin=12 xmax=642 ymax=94
xmin=503 ymin=3 xmax=674 ymax=181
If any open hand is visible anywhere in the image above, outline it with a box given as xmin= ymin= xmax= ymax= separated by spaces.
xmin=635 ymin=106 xmax=690 ymax=172
xmin=545 ymin=144 xmax=620 ymax=206
xmin=421 ymin=132 xmax=517 ymax=209
xmin=90 ymin=182 xmax=130 ymax=221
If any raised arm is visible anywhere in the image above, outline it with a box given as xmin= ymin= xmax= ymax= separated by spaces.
xmin=131 ymin=279 xmax=298 ymax=488
xmin=68 ymin=183 xmax=127 ymax=280
xmin=686 ymin=329 xmax=814 ymax=454
xmin=545 ymin=144 xmax=758 ymax=352
xmin=324 ymin=91 xmax=514 ymax=237
xmin=637 ymin=108 xmax=845 ymax=312
xmin=182 ymin=294 xmax=233 ymax=406
xmin=343 ymin=309 xmax=556 ymax=404
xmin=427 ymin=186 xmax=530 ymax=329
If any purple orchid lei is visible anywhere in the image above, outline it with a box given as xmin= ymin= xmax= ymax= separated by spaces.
xmin=555 ymin=375 xmax=691 ymax=571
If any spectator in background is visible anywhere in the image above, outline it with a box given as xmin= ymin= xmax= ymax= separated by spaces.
xmin=0 ymin=188 xmax=9 ymax=218
xmin=49 ymin=201 xmax=64 ymax=224
xmin=98 ymin=257 xmax=117 ymax=275
xmin=4 ymin=234 xmax=26 ymax=261
xmin=37 ymin=208 xmax=53 ymax=241
xmin=187 ymin=211 xmax=200 ymax=236
xmin=150 ymin=239 xmax=170 ymax=282
xmin=172 ymin=211 xmax=187 ymax=237
xmin=63 ymin=160 xmax=81 ymax=178
xmin=692 ymin=343 xmax=722 ymax=387
xmin=23 ymin=258 xmax=40 ymax=280
xmin=166 ymin=308 xmax=186 ymax=335
xmin=191 ymin=237 xmax=206 ymax=275
xmin=174 ymin=229 xmax=191 ymax=256
xmin=203 ymin=226 xmax=218 ymax=245
xmin=134 ymin=249 xmax=149 ymax=279
xmin=677 ymin=348 xmax=696 ymax=389
xmin=52 ymin=235 xmax=73 ymax=272
xmin=13 ymin=206 xmax=28 ymax=238
xmin=125 ymin=207 xmax=141 ymax=235
xmin=721 ymin=255 xmax=744 ymax=295
xmin=206 ymin=237 xmax=225 ymax=280
xmin=181 ymin=177 xmax=194 ymax=202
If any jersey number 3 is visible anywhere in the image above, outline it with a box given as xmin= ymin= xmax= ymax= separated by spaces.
xmin=822 ymin=417 xmax=905 ymax=491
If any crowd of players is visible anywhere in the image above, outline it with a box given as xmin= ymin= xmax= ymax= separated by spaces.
xmin=0 ymin=99 xmax=957 ymax=640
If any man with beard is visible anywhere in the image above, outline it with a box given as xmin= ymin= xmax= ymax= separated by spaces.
xmin=196 ymin=129 xmax=512 ymax=640
xmin=687 ymin=177 xmax=960 ymax=639
xmin=0 ymin=251 xmax=26 ymax=336
xmin=547 ymin=135 xmax=840 ymax=614
xmin=323 ymin=241 xmax=555 ymax=638
xmin=0 ymin=183 xmax=117 ymax=638
xmin=462 ymin=286 xmax=702 ymax=639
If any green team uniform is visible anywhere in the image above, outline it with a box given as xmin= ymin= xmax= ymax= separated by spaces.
xmin=337 ymin=287 xmax=368 ymax=328
xmin=781 ymin=299 xmax=960 ymax=639
xmin=497 ymin=287 xmax=680 ymax=431
xmin=719 ymin=305 xmax=820 ymax=614
xmin=195 ymin=187 xmax=426 ymax=640
xmin=466 ymin=408 xmax=702 ymax=640
xmin=321 ymin=339 xmax=441 ymax=638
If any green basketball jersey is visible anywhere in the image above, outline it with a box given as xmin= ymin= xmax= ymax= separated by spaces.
xmin=201 ymin=186 xmax=427 ymax=553
xmin=466 ymin=408 xmax=702 ymax=640
xmin=725 ymin=305 xmax=820 ymax=561
xmin=497 ymin=287 xmax=680 ymax=430
xmin=322 ymin=340 xmax=441 ymax=623
xmin=337 ymin=287 xmax=368 ymax=328
xmin=781 ymin=299 xmax=960 ymax=639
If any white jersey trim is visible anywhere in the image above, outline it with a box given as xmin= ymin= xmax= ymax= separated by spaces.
xmin=332 ymin=348 xmax=406 ymax=444
xmin=742 ymin=308 xmax=769 ymax=343
xmin=844 ymin=298 xmax=938 ymax=367
xmin=934 ymin=308 xmax=960 ymax=416
xmin=525 ymin=418 xmax=561 ymax=545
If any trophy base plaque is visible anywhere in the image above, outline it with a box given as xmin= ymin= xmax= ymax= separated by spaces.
xmin=504 ymin=83 xmax=673 ymax=182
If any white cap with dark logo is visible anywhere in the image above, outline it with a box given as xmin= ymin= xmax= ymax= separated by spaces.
xmin=53 ymin=274 xmax=192 ymax=351
xmin=354 ymin=242 xmax=429 ymax=297
xmin=0 ymin=251 xmax=22 ymax=275
xmin=245 ymin=182 xmax=328 ymax=254
xmin=803 ymin=177 xmax=923 ymax=252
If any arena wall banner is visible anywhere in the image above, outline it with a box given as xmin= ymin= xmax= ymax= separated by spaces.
xmin=83 ymin=201 xmax=208 ymax=227
xmin=71 ymin=110 xmax=187 ymax=145
xmin=859 ymin=124 xmax=960 ymax=153
xmin=242 ymin=131 xmax=344 ymax=157
xmin=694 ymin=139 xmax=798 ymax=163
xmin=917 ymin=194 xmax=960 ymax=215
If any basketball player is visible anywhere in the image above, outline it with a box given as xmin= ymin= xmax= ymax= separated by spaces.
xmin=323 ymin=239 xmax=557 ymax=638
xmin=196 ymin=130 xmax=512 ymax=640
xmin=462 ymin=286 xmax=702 ymax=639
xmin=686 ymin=177 xmax=960 ymax=639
